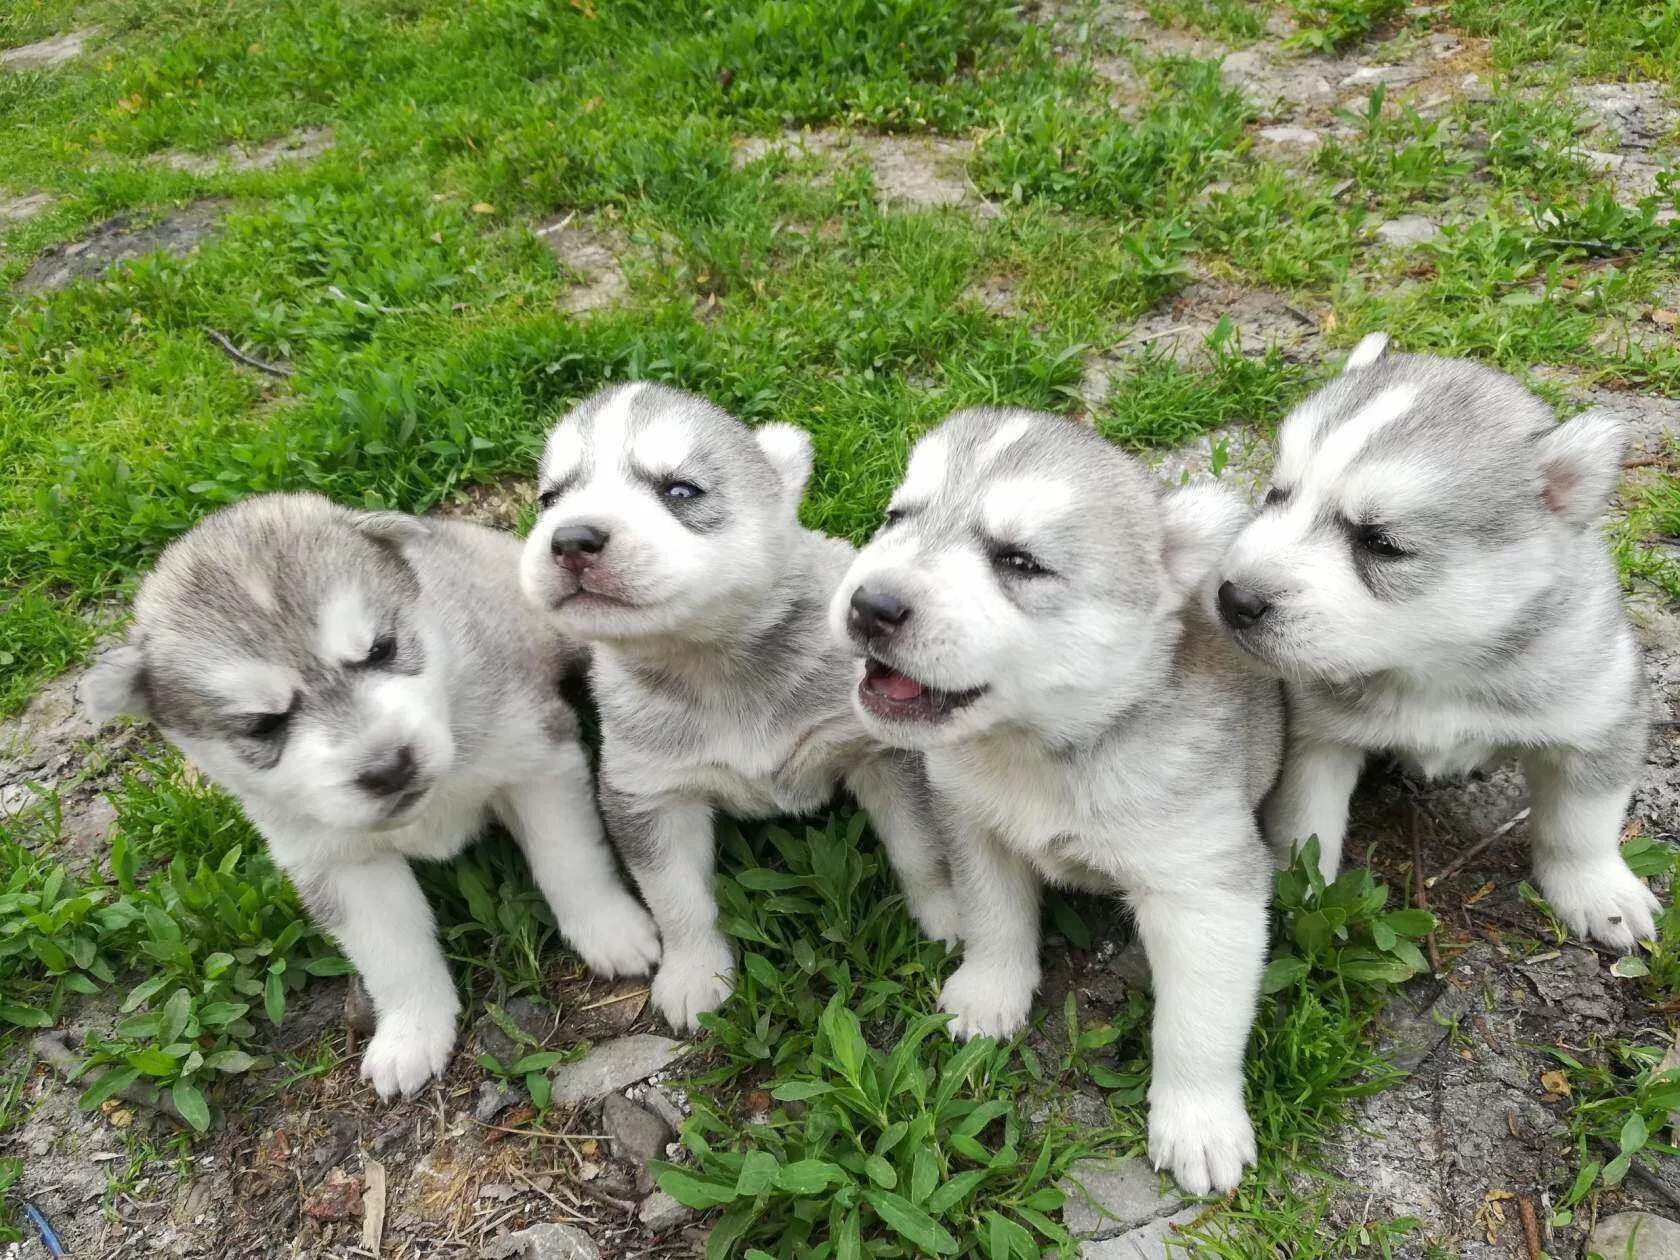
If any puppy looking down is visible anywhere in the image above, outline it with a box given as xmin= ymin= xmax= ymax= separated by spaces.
xmin=831 ymin=407 xmax=1283 ymax=1194
xmin=1217 ymin=334 xmax=1658 ymax=950
xmin=84 ymin=493 xmax=659 ymax=1098
xmin=520 ymin=383 xmax=957 ymax=1032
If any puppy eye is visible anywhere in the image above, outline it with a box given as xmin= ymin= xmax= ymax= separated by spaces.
xmin=662 ymin=480 xmax=703 ymax=501
xmin=1264 ymin=486 xmax=1289 ymax=507
xmin=536 ymin=489 xmax=561 ymax=511
xmin=245 ymin=709 xmax=292 ymax=740
xmin=1357 ymin=526 xmax=1406 ymax=559
xmin=361 ymin=634 xmax=397 ymax=667
xmin=994 ymin=548 xmax=1052 ymax=577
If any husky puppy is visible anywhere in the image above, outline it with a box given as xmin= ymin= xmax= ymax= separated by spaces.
xmin=830 ymin=407 xmax=1283 ymax=1194
xmin=82 ymin=493 xmax=660 ymax=1098
xmin=519 ymin=383 xmax=957 ymax=1032
xmin=1216 ymin=335 xmax=1658 ymax=950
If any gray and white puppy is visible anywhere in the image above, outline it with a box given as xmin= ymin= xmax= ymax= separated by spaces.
xmin=1217 ymin=335 xmax=1658 ymax=950
xmin=519 ymin=383 xmax=957 ymax=1033
xmin=830 ymin=407 xmax=1283 ymax=1195
xmin=83 ymin=493 xmax=660 ymax=1098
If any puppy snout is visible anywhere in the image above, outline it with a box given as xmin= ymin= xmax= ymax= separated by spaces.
xmin=551 ymin=524 xmax=609 ymax=573
xmin=1217 ymin=580 xmax=1271 ymax=630
xmin=849 ymin=588 xmax=911 ymax=641
xmin=356 ymin=744 xmax=419 ymax=797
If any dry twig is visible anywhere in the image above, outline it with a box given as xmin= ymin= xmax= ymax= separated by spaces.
xmin=32 ymin=1033 xmax=187 ymax=1127
xmin=204 ymin=328 xmax=294 ymax=377
xmin=1427 ymin=808 xmax=1531 ymax=889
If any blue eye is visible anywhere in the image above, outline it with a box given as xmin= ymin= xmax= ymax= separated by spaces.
xmin=663 ymin=480 xmax=703 ymax=501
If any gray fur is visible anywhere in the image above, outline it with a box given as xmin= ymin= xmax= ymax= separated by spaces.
xmin=83 ymin=492 xmax=659 ymax=1100
xmin=832 ymin=406 xmax=1282 ymax=1195
xmin=520 ymin=383 xmax=957 ymax=1033
xmin=1217 ymin=344 xmax=1659 ymax=951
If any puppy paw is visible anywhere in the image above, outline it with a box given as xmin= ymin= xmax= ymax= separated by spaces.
xmin=937 ymin=959 xmax=1037 ymax=1041
xmin=652 ymin=942 xmax=735 ymax=1033
xmin=1147 ymin=1088 xmax=1256 ymax=1195
xmin=567 ymin=896 xmax=662 ymax=980
xmin=908 ymin=886 xmax=963 ymax=947
xmin=1537 ymin=860 xmax=1660 ymax=952
xmin=360 ymin=1005 xmax=457 ymax=1100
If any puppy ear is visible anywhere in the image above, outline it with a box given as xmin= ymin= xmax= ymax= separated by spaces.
xmin=355 ymin=510 xmax=429 ymax=549
xmin=80 ymin=641 xmax=150 ymax=724
xmin=1537 ymin=408 xmax=1625 ymax=528
xmin=1159 ymin=480 xmax=1248 ymax=596
xmin=754 ymin=423 xmax=815 ymax=513
xmin=1343 ymin=332 xmax=1391 ymax=371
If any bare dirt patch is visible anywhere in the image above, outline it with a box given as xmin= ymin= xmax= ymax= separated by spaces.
xmin=731 ymin=129 xmax=1001 ymax=217
xmin=536 ymin=216 xmax=629 ymax=315
xmin=147 ymin=127 xmax=334 ymax=178
xmin=1 ymin=29 xmax=96 ymax=72
xmin=0 ymin=193 xmax=54 ymax=224
xmin=435 ymin=476 xmax=538 ymax=532
xmin=1570 ymin=81 xmax=1680 ymax=206
xmin=1080 ymin=278 xmax=1325 ymax=410
xmin=15 ymin=200 xmax=228 ymax=294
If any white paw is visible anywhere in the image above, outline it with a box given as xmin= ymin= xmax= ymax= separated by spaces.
xmin=908 ymin=886 xmax=963 ymax=946
xmin=652 ymin=941 xmax=734 ymax=1033
xmin=937 ymin=959 xmax=1037 ymax=1041
xmin=1147 ymin=1088 xmax=1255 ymax=1195
xmin=360 ymin=1004 xmax=458 ymax=1100
xmin=566 ymin=896 xmax=662 ymax=980
xmin=1537 ymin=859 xmax=1660 ymax=952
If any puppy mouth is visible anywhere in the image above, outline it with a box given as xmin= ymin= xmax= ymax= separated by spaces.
xmin=371 ymin=785 xmax=431 ymax=828
xmin=857 ymin=656 xmax=986 ymax=723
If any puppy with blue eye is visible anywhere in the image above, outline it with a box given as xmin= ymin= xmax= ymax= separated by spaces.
xmin=83 ymin=493 xmax=660 ymax=1099
xmin=519 ymin=383 xmax=959 ymax=1033
xmin=1217 ymin=335 xmax=1660 ymax=951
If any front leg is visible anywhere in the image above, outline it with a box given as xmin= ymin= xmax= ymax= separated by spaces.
xmin=290 ymin=854 xmax=460 ymax=1100
xmin=845 ymin=751 xmax=959 ymax=944
xmin=1131 ymin=866 xmax=1267 ymax=1195
xmin=938 ymin=830 xmax=1042 ymax=1040
xmin=1523 ymin=748 xmax=1658 ymax=952
xmin=494 ymin=742 xmax=660 ymax=981
xmin=1261 ymin=737 xmax=1365 ymax=880
xmin=601 ymin=783 xmax=730 ymax=1033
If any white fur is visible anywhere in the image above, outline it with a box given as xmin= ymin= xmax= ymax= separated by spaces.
xmin=316 ymin=584 xmax=375 ymax=662
xmin=1343 ymin=331 xmax=1391 ymax=370
xmin=897 ymin=431 xmax=950 ymax=506
xmin=1306 ymin=384 xmax=1417 ymax=484
xmin=980 ymin=476 xmax=1070 ymax=540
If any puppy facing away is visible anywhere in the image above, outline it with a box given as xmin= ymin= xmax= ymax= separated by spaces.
xmin=83 ymin=493 xmax=660 ymax=1098
xmin=831 ymin=407 xmax=1283 ymax=1194
xmin=519 ymin=383 xmax=958 ymax=1032
xmin=1216 ymin=334 xmax=1658 ymax=950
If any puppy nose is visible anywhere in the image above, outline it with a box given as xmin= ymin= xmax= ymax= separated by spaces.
xmin=849 ymin=588 xmax=911 ymax=639
xmin=357 ymin=745 xmax=418 ymax=797
xmin=551 ymin=524 xmax=608 ymax=572
xmin=1217 ymin=580 xmax=1271 ymax=630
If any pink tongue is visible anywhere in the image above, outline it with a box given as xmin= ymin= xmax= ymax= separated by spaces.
xmin=876 ymin=670 xmax=925 ymax=702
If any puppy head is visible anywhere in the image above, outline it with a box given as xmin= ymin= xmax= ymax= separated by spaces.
xmin=829 ymin=407 xmax=1226 ymax=748
xmin=83 ymin=493 xmax=455 ymax=832
xmin=1216 ymin=338 xmax=1624 ymax=682
xmin=519 ymin=383 xmax=811 ymax=643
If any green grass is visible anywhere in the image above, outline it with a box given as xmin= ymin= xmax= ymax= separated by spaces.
xmin=3 ymin=0 xmax=1680 ymax=1252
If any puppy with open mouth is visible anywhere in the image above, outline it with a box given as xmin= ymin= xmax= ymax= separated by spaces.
xmin=520 ymin=383 xmax=958 ymax=1033
xmin=1217 ymin=334 xmax=1660 ymax=951
xmin=83 ymin=493 xmax=660 ymax=1099
xmin=831 ymin=407 xmax=1283 ymax=1194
